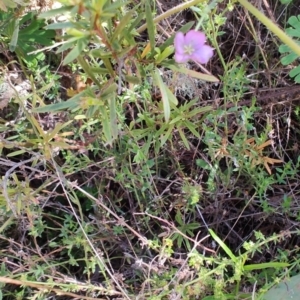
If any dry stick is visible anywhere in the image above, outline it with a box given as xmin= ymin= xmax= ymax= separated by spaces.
xmin=162 ymin=231 xmax=210 ymax=299
xmin=221 ymin=193 xmax=257 ymax=250
xmin=52 ymin=163 xmax=130 ymax=300
xmin=262 ymin=0 xmax=276 ymax=23
xmin=135 ymin=212 xmax=216 ymax=254
xmin=238 ymin=0 xmax=300 ymax=56
xmin=0 ymin=276 xmax=111 ymax=300
xmin=52 ymin=158 xmax=135 ymax=300
xmin=69 ymin=180 xmax=149 ymax=247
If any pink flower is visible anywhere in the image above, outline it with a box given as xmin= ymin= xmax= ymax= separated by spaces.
xmin=174 ymin=30 xmax=214 ymax=64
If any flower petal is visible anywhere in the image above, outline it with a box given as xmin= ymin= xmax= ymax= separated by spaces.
xmin=174 ymin=32 xmax=186 ymax=54
xmin=184 ymin=30 xmax=206 ymax=50
xmin=174 ymin=52 xmax=190 ymax=63
xmin=191 ymin=45 xmax=214 ymax=64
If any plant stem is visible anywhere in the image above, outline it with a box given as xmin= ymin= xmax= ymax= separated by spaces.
xmin=238 ymin=0 xmax=300 ymax=56
xmin=137 ymin=0 xmax=206 ymax=33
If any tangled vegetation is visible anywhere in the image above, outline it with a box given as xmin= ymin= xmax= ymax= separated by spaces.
xmin=1 ymin=0 xmax=300 ymax=299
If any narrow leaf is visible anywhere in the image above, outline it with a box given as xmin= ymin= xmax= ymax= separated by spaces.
xmin=46 ymin=121 xmax=73 ymax=141
xmin=209 ymin=229 xmax=237 ymax=262
xmin=124 ymin=75 xmax=141 ymax=84
xmin=165 ymin=85 xmax=178 ymax=106
xmin=99 ymin=105 xmax=112 ymax=146
xmin=39 ymin=6 xmax=74 ymax=18
xmin=178 ymin=127 xmax=190 ymax=150
xmin=156 ymin=45 xmax=174 ymax=64
xmin=6 ymin=149 xmax=26 ymax=157
xmin=63 ymin=37 xmax=89 ymax=65
xmin=9 ymin=18 xmax=19 ymax=51
xmin=167 ymin=65 xmax=219 ymax=82
xmin=77 ymin=56 xmax=102 ymax=88
xmin=244 ymin=262 xmax=289 ymax=271
xmin=154 ymin=69 xmax=170 ymax=122
xmin=46 ymin=22 xmax=74 ymax=30
xmin=109 ymin=95 xmax=118 ymax=140
xmin=145 ymin=1 xmax=155 ymax=52
xmin=112 ymin=9 xmax=134 ymax=40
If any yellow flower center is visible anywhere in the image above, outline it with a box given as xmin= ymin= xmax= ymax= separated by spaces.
xmin=184 ymin=44 xmax=194 ymax=55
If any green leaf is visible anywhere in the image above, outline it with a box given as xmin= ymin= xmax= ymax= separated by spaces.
xmin=155 ymin=45 xmax=174 ymax=64
xmin=45 ymin=22 xmax=75 ymax=30
xmin=292 ymin=71 xmax=300 ymax=83
xmin=102 ymin=57 xmax=115 ymax=77
xmin=90 ymin=49 xmax=112 ymax=59
xmin=289 ymin=66 xmax=300 ymax=83
xmin=124 ymin=75 xmax=141 ymax=84
xmin=103 ymin=0 xmax=126 ymax=14
xmin=90 ymin=67 xmax=110 ymax=75
xmin=39 ymin=6 xmax=74 ymax=18
xmin=112 ymin=9 xmax=135 ymax=41
xmin=289 ymin=65 xmax=300 ymax=78
xmin=32 ymin=87 xmax=97 ymax=113
xmin=0 ymin=0 xmax=17 ymax=11
xmin=185 ymin=120 xmax=201 ymax=138
xmin=33 ymin=99 xmax=80 ymax=113
xmin=6 ymin=149 xmax=26 ymax=157
xmin=154 ymin=69 xmax=170 ymax=122
xmin=280 ymin=51 xmax=298 ymax=65
xmin=100 ymin=83 xmax=117 ymax=100
xmin=167 ymin=64 xmax=219 ymax=82
xmin=63 ymin=37 xmax=89 ymax=65
xmin=109 ymin=95 xmax=118 ymax=141
xmin=46 ymin=121 xmax=73 ymax=141
xmin=175 ymin=211 xmax=184 ymax=225
xmin=209 ymin=229 xmax=237 ymax=262
xmin=3 ymin=12 xmax=56 ymax=60
xmin=178 ymin=127 xmax=190 ymax=150
xmin=99 ymin=105 xmax=113 ymax=146
xmin=288 ymin=15 xmax=300 ymax=31
xmin=145 ymin=1 xmax=155 ymax=52
xmin=196 ymin=159 xmax=210 ymax=169
xmin=127 ymin=12 xmax=145 ymax=33
xmin=279 ymin=15 xmax=300 ymax=83
xmin=77 ymin=56 xmax=102 ymax=88
xmin=160 ymin=124 xmax=174 ymax=147
xmin=286 ymin=28 xmax=300 ymax=38
xmin=9 ymin=18 xmax=19 ymax=51
xmin=279 ymin=44 xmax=291 ymax=54
xmin=244 ymin=262 xmax=289 ymax=271
xmin=56 ymin=39 xmax=78 ymax=54
xmin=165 ymin=85 xmax=178 ymax=106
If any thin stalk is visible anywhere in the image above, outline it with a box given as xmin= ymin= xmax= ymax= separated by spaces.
xmin=238 ymin=0 xmax=300 ymax=56
xmin=137 ymin=0 xmax=205 ymax=33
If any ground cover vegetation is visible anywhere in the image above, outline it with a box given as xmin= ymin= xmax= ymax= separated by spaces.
xmin=1 ymin=0 xmax=300 ymax=299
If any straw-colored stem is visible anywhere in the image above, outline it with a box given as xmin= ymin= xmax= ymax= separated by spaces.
xmin=238 ymin=0 xmax=300 ymax=56
xmin=137 ymin=0 xmax=204 ymax=33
